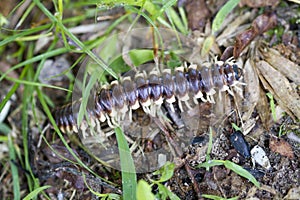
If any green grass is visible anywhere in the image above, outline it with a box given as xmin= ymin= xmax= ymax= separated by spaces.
xmin=136 ymin=162 xmax=180 ymax=200
xmin=266 ymin=92 xmax=277 ymax=122
xmin=0 ymin=0 xmax=241 ymax=199
xmin=201 ymin=0 xmax=240 ymax=56
xmin=115 ymin=127 xmax=137 ymax=200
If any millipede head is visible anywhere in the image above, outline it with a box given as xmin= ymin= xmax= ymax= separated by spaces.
xmin=223 ymin=63 xmax=235 ymax=85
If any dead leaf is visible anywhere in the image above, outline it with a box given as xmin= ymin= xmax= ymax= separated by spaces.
xmin=252 ymin=12 xmax=277 ymax=35
xmin=255 ymin=65 xmax=292 ymax=124
xmin=257 ymin=86 xmax=272 ymax=129
xmin=242 ymin=117 xmax=258 ymax=135
xmin=234 ymin=28 xmax=257 ymax=58
xmin=260 ymin=184 xmax=278 ymax=195
xmin=185 ymin=0 xmax=211 ymax=31
xmin=217 ymin=11 xmax=252 ymax=47
xmin=242 ymin=59 xmax=260 ymax=121
xmin=269 ymin=137 xmax=294 ymax=159
xmin=283 ymin=187 xmax=300 ymax=199
xmin=274 ymin=44 xmax=300 ymax=65
xmin=263 ymin=48 xmax=300 ymax=85
xmin=220 ymin=46 xmax=234 ymax=61
xmin=44 ymin=144 xmax=80 ymax=163
xmin=234 ymin=13 xmax=277 ymax=58
xmin=256 ymin=60 xmax=300 ymax=121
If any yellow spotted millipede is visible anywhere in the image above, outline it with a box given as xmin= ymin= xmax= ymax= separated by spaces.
xmin=53 ymin=60 xmax=240 ymax=135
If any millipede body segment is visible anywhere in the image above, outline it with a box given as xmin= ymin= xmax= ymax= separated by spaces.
xmin=54 ymin=61 xmax=240 ymax=134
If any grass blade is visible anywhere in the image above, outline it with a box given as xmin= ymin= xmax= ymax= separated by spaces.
xmin=0 ymin=47 xmax=68 ymax=82
xmin=8 ymin=134 xmax=20 ymax=200
xmin=202 ymin=194 xmax=239 ymax=200
xmin=115 ymin=127 xmax=137 ymax=200
xmin=0 ymin=24 xmax=51 ymax=47
xmin=23 ymin=185 xmax=52 ymax=200
xmin=266 ymin=92 xmax=277 ymax=121
xmin=197 ymin=160 xmax=224 ymax=169
xmin=198 ymin=159 xmax=260 ymax=187
xmin=36 ymin=87 xmax=100 ymax=179
xmin=33 ymin=0 xmax=118 ymax=79
xmin=212 ymin=0 xmax=240 ymax=34
xmin=224 ymin=160 xmax=260 ymax=187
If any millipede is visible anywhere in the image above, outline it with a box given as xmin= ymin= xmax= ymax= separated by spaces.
xmin=53 ymin=59 xmax=241 ymax=136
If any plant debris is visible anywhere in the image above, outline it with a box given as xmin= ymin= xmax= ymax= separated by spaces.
xmin=269 ymin=136 xmax=294 ymax=159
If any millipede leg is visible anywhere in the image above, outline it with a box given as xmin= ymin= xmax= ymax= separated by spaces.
xmin=184 ymin=100 xmax=193 ymax=111
xmin=105 ymin=113 xmax=115 ymax=128
xmin=53 ymin=60 xmax=242 ymax=139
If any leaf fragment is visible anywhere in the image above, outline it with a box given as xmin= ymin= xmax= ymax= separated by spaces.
xmin=269 ymin=137 xmax=294 ymax=159
xmin=242 ymin=59 xmax=260 ymax=121
xmin=263 ymin=48 xmax=300 ymax=85
xmin=256 ymin=60 xmax=300 ymax=120
xmin=136 ymin=180 xmax=155 ymax=200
